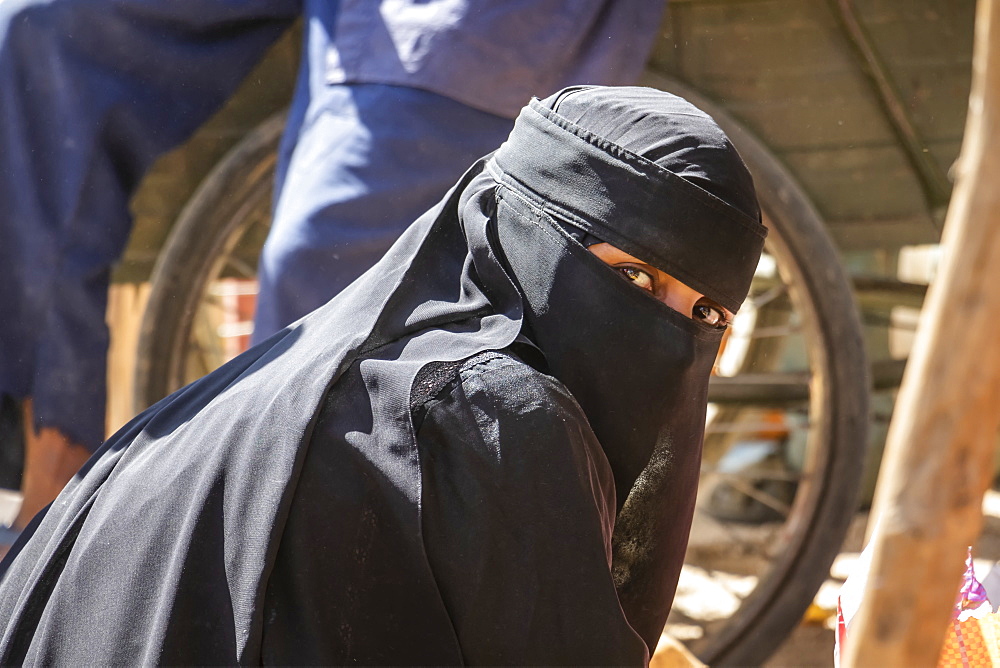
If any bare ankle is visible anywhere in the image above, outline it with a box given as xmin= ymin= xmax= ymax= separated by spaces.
xmin=16 ymin=404 xmax=93 ymax=529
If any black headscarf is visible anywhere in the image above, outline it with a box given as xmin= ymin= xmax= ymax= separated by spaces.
xmin=0 ymin=86 xmax=763 ymax=662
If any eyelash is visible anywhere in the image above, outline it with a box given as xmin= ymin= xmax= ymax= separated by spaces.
xmin=616 ymin=266 xmax=729 ymax=329
xmin=694 ymin=303 xmax=729 ymax=329
xmin=617 ymin=266 xmax=654 ymax=291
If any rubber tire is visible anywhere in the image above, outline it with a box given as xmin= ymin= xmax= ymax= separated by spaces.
xmin=136 ymin=79 xmax=870 ymax=666
xmin=134 ymin=111 xmax=286 ymax=409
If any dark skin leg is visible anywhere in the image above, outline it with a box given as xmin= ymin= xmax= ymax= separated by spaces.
xmin=13 ymin=399 xmax=92 ymax=530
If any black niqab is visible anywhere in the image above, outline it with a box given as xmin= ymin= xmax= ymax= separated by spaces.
xmin=489 ymin=87 xmax=764 ymax=645
xmin=0 ymin=86 xmax=764 ymax=663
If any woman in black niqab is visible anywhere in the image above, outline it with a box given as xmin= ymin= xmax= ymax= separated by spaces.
xmin=0 ymin=86 xmax=765 ymax=665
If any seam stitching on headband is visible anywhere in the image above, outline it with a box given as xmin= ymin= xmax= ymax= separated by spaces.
xmin=489 ymin=158 xmax=746 ymax=310
xmin=532 ymin=208 xmax=727 ymax=341
xmin=527 ymin=100 xmax=766 ymax=238
xmin=493 ymin=169 xmax=731 ymax=339
xmin=543 ymin=203 xmax=744 ymax=312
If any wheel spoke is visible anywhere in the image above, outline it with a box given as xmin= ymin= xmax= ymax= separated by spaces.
xmin=687 ymin=510 xmax=787 ymax=569
xmin=748 ymin=282 xmax=788 ymax=309
xmin=224 ymin=255 xmax=257 ymax=279
xmin=707 ymin=373 xmax=811 ymax=404
xmin=704 ymin=419 xmax=810 ymax=435
xmin=714 ymin=478 xmax=792 ymax=517
xmin=700 ymin=463 xmax=805 ymax=484
xmin=743 ymin=322 xmax=802 ymax=339
xmin=200 ymin=293 xmax=226 ymax=308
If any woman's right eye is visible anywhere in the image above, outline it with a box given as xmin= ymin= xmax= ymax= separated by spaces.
xmin=693 ymin=302 xmax=729 ymax=329
xmin=617 ymin=266 xmax=655 ymax=292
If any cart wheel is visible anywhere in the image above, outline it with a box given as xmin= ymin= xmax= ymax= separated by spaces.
xmin=673 ymin=209 xmax=866 ymax=666
xmin=135 ymin=111 xmax=285 ymax=406
xmin=136 ymin=78 xmax=870 ymax=665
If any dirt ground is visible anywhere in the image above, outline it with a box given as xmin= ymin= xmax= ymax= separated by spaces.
xmin=762 ymin=491 xmax=1000 ymax=667
xmin=759 ymin=514 xmax=867 ymax=667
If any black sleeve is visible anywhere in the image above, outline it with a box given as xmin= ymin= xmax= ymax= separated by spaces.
xmin=417 ymin=353 xmax=649 ymax=665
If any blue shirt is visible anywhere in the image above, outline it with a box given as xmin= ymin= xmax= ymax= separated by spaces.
xmin=324 ymin=0 xmax=664 ymax=117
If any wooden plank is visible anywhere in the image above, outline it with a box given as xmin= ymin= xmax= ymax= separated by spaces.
xmin=855 ymin=0 xmax=975 ymax=139
xmin=827 ymin=215 xmax=941 ymax=250
xmin=649 ymin=1 xmax=844 ymax=81
xmin=717 ymin=78 xmax=896 ymax=149
xmin=855 ymin=59 xmax=971 ymax=140
xmin=648 ymin=0 xmax=973 ymax=239
xmin=669 ymin=1 xmax=852 ymax=77
xmin=928 ymin=138 xmax=964 ymax=178
xmin=105 ymin=283 xmax=151 ymax=436
xmin=655 ymin=4 xmax=971 ymax=147
xmin=650 ymin=1 xmax=928 ymax=234
xmin=779 ymin=144 xmax=928 ymax=220
xmin=857 ymin=0 xmax=976 ymax=46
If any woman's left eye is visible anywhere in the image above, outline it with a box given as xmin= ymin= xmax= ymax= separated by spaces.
xmin=694 ymin=303 xmax=728 ymax=329
xmin=617 ymin=266 xmax=655 ymax=292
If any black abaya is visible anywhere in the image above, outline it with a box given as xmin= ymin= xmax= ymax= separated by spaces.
xmin=261 ymin=349 xmax=645 ymax=663
xmin=0 ymin=87 xmax=764 ymax=665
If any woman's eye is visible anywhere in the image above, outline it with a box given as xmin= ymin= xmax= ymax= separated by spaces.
xmin=617 ymin=266 xmax=654 ymax=292
xmin=694 ymin=303 xmax=728 ymax=329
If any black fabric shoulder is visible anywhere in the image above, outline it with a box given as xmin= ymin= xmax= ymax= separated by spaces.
xmin=410 ymin=360 xmax=465 ymax=419
xmin=414 ymin=347 xmax=614 ymax=514
xmin=453 ymin=350 xmax=578 ymax=419
xmin=413 ymin=348 xmax=645 ymax=664
xmin=410 ymin=348 xmax=549 ymax=432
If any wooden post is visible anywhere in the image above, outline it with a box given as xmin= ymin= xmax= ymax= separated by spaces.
xmin=843 ymin=0 xmax=1000 ymax=664
xmin=105 ymin=282 xmax=151 ymax=435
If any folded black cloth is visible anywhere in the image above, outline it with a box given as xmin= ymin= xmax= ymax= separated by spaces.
xmin=0 ymin=394 xmax=23 ymax=492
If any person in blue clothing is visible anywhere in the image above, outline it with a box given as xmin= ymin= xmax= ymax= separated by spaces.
xmin=0 ymin=0 xmax=667 ymax=532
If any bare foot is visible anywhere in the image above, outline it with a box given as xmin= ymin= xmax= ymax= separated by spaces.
xmin=14 ymin=401 xmax=93 ymax=530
